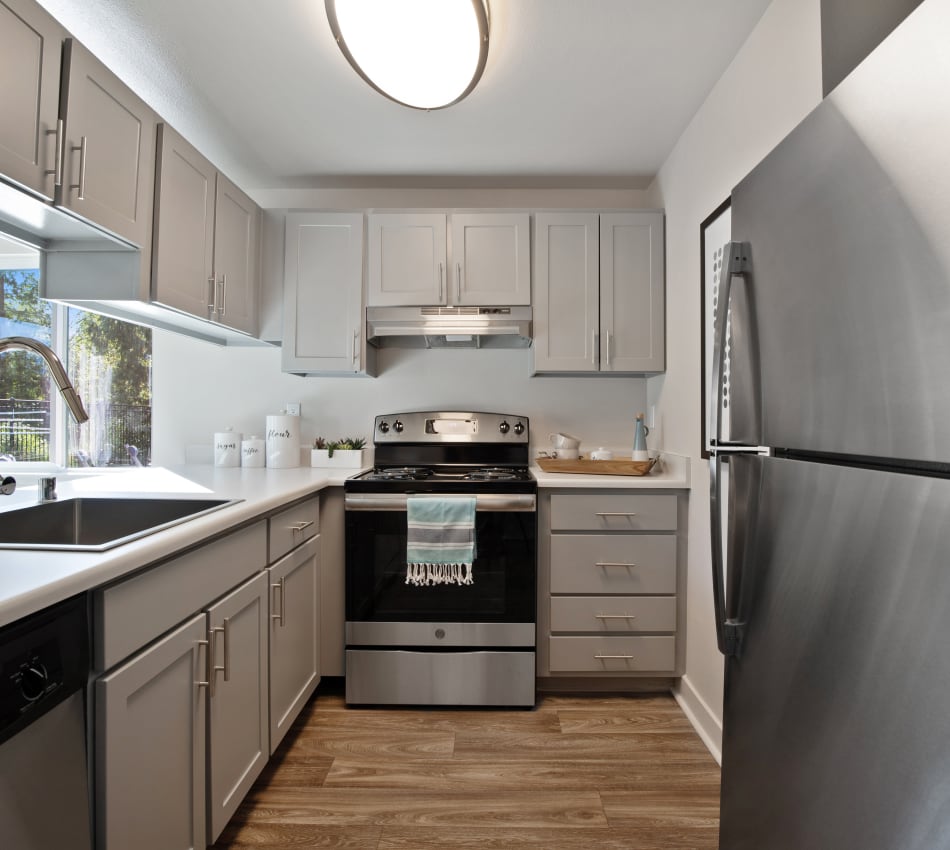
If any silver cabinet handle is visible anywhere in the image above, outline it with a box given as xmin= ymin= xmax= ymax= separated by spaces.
xmin=221 ymin=617 xmax=231 ymax=682
xmin=595 ymin=613 xmax=637 ymax=619
xmin=594 ymin=654 xmax=635 ymax=660
xmin=595 ymin=512 xmax=638 ymax=517
xmin=217 ymin=273 xmax=227 ymax=317
xmin=456 ymin=262 xmax=462 ymax=301
xmin=45 ymin=118 xmax=64 ymax=187
xmin=595 ymin=561 xmax=637 ymax=568
xmin=438 ymin=262 xmax=444 ymax=301
xmin=207 ymin=275 xmax=216 ymax=316
xmin=70 ymin=135 xmax=87 ymax=199
xmin=605 ymin=330 xmax=611 ymax=368
xmin=196 ymin=637 xmax=211 ymax=689
xmin=352 ymin=328 xmax=359 ymax=366
xmin=271 ymin=576 xmax=286 ymax=626
xmin=592 ymin=329 xmax=598 ymax=366
xmin=289 ymin=520 xmax=314 ymax=533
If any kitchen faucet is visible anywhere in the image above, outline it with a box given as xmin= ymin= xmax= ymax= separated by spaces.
xmin=0 ymin=336 xmax=90 ymax=424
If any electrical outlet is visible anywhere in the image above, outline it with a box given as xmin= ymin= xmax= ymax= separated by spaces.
xmin=285 ymin=402 xmax=301 ymax=416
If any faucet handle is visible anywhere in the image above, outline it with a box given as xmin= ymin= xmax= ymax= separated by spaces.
xmin=0 ymin=476 xmax=15 ymax=496
xmin=38 ymin=476 xmax=57 ymax=502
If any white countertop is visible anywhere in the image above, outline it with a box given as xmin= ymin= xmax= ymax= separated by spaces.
xmin=0 ymin=453 xmax=689 ymax=628
xmin=0 ymin=464 xmax=361 ymax=628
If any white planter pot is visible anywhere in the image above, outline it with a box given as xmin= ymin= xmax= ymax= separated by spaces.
xmin=330 ymin=449 xmax=363 ymax=468
xmin=310 ymin=449 xmax=331 ymax=467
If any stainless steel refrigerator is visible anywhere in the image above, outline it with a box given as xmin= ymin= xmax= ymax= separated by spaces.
xmin=709 ymin=2 xmax=950 ymax=847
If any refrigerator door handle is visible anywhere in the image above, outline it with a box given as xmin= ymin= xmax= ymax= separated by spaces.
xmin=710 ymin=241 xmax=751 ymax=657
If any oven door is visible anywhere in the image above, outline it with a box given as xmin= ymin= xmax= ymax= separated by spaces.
xmin=344 ymin=492 xmax=536 ymax=647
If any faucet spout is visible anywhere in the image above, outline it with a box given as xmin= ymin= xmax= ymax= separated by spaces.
xmin=0 ymin=336 xmax=90 ymax=424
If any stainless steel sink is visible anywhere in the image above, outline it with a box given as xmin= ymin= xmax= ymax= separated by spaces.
xmin=0 ymin=497 xmax=239 ymax=551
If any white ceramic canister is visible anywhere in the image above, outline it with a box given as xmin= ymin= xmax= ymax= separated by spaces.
xmin=241 ymin=435 xmax=265 ymax=468
xmin=265 ymin=414 xmax=300 ymax=468
xmin=213 ymin=427 xmax=241 ymax=467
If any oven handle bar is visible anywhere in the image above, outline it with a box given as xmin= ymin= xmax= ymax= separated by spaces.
xmin=344 ymin=493 xmax=536 ymax=512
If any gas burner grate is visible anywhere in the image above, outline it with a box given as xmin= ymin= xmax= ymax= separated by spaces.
xmin=466 ymin=467 xmax=524 ymax=481
xmin=370 ymin=466 xmax=433 ymax=481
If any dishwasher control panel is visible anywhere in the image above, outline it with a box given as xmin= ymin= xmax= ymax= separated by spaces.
xmin=0 ymin=595 xmax=87 ymax=744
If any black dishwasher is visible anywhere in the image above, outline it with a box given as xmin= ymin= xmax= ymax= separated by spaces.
xmin=0 ymin=594 xmax=92 ymax=850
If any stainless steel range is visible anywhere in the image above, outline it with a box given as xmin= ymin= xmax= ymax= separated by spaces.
xmin=344 ymin=411 xmax=537 ymax=707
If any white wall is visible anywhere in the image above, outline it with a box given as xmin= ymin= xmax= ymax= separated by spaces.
xmin=646 ymin=0 xmax=822 ymax=759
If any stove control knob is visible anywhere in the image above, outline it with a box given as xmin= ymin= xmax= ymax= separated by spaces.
xmin=513 ymin=421 xmax=525 ymax=435
xmin=393 ymin=420 xmax=404 ymax=433
xmin=378 ymin=421 xmax=390 ymax=434
xmin=499 ymin=420 xmax=510 ymax=434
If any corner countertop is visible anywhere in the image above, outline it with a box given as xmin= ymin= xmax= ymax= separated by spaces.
xmin=0 ymin=464 xmax=363 ymax=629
xmin=531 ymin=451 xmax=690 ymax=489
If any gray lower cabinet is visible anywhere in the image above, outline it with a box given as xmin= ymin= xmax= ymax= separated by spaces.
xmin=96 ymin=613 xmax=207 ymax=850
xmin=538 ymin=490 xmax=685 ymax=680
xmin=268 ymin=533 xmax=320 ymax=753
xmin=206 ymin=572 xmax=269 ymax=844
xmin=0 ymin=0 xmax=65 ymax=199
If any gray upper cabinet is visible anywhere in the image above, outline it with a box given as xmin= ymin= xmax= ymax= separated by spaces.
xmin=283 ymin=211 xmax=375 ymax=375
xmin=58 ymin=38 xmax=156 ymax=248
xmin=368 ymin=212 xmax=446 ymax=306
xmin=153 ymin=123 xmax=259 ymax=336
xmin=533 ymin=211 xmax=665 ymax=374
xmin=368 ymin=211 xmax=530 ymax=307
xmin=0 ymin=0 xmax=65 ymax=200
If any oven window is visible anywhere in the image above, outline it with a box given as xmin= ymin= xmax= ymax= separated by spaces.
xmin=346 ymin=510 xmax=536 ymax=623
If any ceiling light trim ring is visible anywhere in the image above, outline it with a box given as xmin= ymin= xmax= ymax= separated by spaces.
xmin=325 ymin=0 xmax=490 ymax=111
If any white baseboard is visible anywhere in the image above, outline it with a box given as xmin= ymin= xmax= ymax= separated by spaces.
xmin=673 ymin=675 xmax=723 ymax=765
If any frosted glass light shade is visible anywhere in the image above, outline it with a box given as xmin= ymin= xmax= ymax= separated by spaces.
xmin=326 ymin=0 xmax=489 ymax=110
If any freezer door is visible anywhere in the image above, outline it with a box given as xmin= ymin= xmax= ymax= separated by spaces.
xmin=729 ymin=1 xmax=950 ymax=462
xmin=720 ymin=454 xmax=950 ymax=849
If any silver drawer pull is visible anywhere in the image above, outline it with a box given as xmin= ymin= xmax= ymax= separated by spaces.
xmin=196 ymin=637 xmax=211 ymax=689
xmin=595 ymin=561 xmax=637 ymax=568
xmin=595 ymin=512 xmax=638 ymax=517
xmin=289 ymin=520 xmax=314 ymax=533
xmin=595 ymin=614 xmax=637 ymax=619
xmin=594 ymin=654 xmax=635 ymax=660
xmin=271 ymin=577 xmax=286 ymax=626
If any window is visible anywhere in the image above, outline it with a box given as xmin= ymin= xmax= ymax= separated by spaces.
xmin=0 ymin=239 xmax=152 ymax=467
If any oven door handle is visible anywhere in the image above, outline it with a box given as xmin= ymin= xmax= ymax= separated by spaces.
xmin=344 ymin=493 xmax=536 ymax=512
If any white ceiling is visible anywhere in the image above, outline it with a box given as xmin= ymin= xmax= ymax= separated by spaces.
xmin=35 ymin=0 xmax=772 ymax=192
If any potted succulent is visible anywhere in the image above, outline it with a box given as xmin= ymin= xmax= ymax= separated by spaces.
xmin=330 ymin=436 xmax=366 ymax=468
xmin=310 ymin=437 xmax=331 ymax=467
xmin=310 ymin=436 xmax=367 ymax=468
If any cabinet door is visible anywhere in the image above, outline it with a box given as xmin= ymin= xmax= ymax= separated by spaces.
xmin=0 ymin=0 xmax=64 ymax=199
xmin=58 ymin=38 xmax=156 ymax=247
xmin=600 ymin=211 xmax=665 ymax=372
xmin=532 ymin=212 xmax=599 ymax=373
xmin=152 ymin=123 xmax=216 ymax=321
xmin=283 ymin=212 xmax=366 ymax=373
xmin=368 ymin=212 xmax=446 ymax=306
xmin=96 ymin=613 xmax=207 ymax=850
xmin=268 ymin=536 xmax=320 ymax=752
xmin=212 ymin=172 xmax=260 ymax=335
xmin=450 ymin=213 xmax=531 ymax=305
xmin=207 ymin=572 xmax=269 ymax=844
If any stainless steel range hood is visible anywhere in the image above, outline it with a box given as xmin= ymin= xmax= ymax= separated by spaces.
xmin=366 ymin=306 xmax=533 ymax=349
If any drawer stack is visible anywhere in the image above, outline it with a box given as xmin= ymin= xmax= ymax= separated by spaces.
xmin=547 ymin=493 xmax=678 ymax=675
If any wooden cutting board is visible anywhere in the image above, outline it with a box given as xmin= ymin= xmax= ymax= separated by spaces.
xmin=536 ymin=457 xmax=657 ymax=476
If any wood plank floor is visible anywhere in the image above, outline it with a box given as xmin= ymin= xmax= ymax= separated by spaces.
xmin=213 ymin=682 xmax=721 ymax=849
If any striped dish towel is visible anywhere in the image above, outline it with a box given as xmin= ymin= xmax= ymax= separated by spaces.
xmin=406 ymin=496 xmax=477 ymax=586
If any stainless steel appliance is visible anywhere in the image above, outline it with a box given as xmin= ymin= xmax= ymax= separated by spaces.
xmin=0 ymin=595 xmax=92 ymax=850
xmin=710 ymin=3 xmax=950 ymax=847
xmin=344 ymin=410 xmax=537 ymax=707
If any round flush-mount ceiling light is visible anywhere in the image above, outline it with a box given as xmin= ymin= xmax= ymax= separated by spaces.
xmin=325 ymin=0 xmax=490 ymax=110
